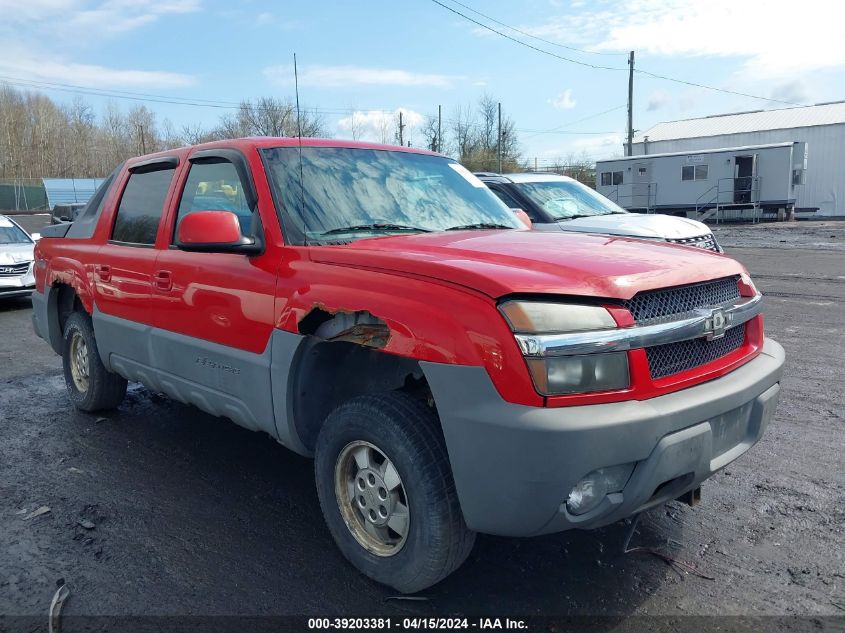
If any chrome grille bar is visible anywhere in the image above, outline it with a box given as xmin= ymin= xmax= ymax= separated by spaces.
xmin=515 ymin=293 xmax=762 ymax=357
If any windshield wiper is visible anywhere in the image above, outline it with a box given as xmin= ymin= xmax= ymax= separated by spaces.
xmin=554 ymin=211 xmax=627 ymax=221
xmin=321 ymin=223 xmax=431 ymax=236
xmin=446 ymin=222 xmax=514 ymax=231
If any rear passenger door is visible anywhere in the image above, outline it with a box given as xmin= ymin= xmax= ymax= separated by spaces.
xmin=93 ymin=159 xmax=178 ymax=368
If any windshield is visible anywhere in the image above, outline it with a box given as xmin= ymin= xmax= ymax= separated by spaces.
xmin=515 ymin=180 xmax=628 ymax=220
xmin=261 ymin=147 xmax=522 ymax=244
xmin=0 ymin=218 xmax=32 ymax=244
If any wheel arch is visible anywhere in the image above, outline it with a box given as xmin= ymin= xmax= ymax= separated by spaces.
xmin=44 ymin=282 xmax=88 ymax=354
xmin=281 ymin=333 xmax=431 ymax=456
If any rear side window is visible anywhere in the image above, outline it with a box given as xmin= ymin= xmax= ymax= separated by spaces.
xmin=112 ymin=167 xmax=176 ymax=244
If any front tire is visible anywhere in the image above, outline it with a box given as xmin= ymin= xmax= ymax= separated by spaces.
xmin=62 ymin=311 xmax=127 ymax=412
xmin=315 ymin=392 xmax=475 ymax=593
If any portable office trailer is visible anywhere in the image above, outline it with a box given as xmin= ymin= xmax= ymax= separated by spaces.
xmin=629 ymin=102 xmax=845 ymax=216
xmin=595 ymin=142 xmax=807 ymax=221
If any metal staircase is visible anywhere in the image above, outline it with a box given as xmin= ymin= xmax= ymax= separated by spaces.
xmin=695 ymin=177 xmax=762 ymax=224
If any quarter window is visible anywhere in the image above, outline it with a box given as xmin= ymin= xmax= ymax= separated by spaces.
xmin=682 ymin=164 xmax=709 ymax=181
xmin=112 ymin=166 xmax=176 ymax=244
xmin=176 ymin=160 xmax=253 ymax=237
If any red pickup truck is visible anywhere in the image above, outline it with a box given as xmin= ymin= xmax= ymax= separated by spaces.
xmin=32 ymin=138 xmax=784 ymax=593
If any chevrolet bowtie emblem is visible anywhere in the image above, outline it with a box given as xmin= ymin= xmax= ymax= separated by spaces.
xmin=703 ymin=307 xmax=728 ymax=340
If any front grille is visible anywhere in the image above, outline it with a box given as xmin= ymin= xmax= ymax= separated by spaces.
xmin=623 ymin=276 xmax=740 ymax=325
xmin=646 ymin=325 xmax=746 ymax=379
xmin=0 ymin=262 xmax=30 ymax=277
xmin=666 ymin=234 xmax=719 ymax=252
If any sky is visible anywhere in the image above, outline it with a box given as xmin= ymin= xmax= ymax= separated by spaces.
xmin=2 ymin=0 xmax=844 ymax=166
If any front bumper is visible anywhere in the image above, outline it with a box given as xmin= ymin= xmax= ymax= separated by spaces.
xmin=0 ymin=286 xmax=35 ymax=299
xmin=422 ymin=337 xmax=784 ymax=537
xmin=0 ymin=267 xmax=36 ymax=299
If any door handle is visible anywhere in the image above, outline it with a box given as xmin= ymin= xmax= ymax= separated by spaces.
xmin=95 ymin=264 xmax=111 ymax=282
xmin=154 ymin=270 xmax=173 ymax=291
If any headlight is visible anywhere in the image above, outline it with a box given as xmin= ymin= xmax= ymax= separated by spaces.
xmin=526 ymin=352 xmax=629 ymax=395
xmin=499 ymin=301 xmax=616 ymax=333
xmin=499 ymin=301 xmax=629 ymax=396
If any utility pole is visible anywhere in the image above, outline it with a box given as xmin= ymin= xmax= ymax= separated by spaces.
xmin=398 ymin=111 xmax=405 ymax=146
xmin=138 ymin=124 xmax=147 ymax=154
xmin=626 ymin=50 xmax=634 ymax=156
xmin=437 ymin=105 xmax=442 ymax=153
xmin=534 ymin=157 xmax=538 ymax=172
xmin=497 ymin=102 xmax=502 ymax=173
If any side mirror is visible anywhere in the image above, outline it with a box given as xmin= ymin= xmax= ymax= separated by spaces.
xmin=512 ymin=208 xmax=532 ymax=229
xmin=176 ymin=210 xmax=262 ymax=255
xmin=31 ymin=232 xmax=41 ymax=241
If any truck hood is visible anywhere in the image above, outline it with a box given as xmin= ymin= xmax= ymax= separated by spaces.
xmin=548 ymin=213 xmax=710 ymax=240
xmin=0 ymin=243 xmax=35 ymax=264
xmin=310 ymin=230 xmax=742 ymax=300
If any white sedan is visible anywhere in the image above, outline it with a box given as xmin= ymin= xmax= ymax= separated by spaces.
xmin=0 ymin=215 xmax=37 ymax=299
xmin=477 ymin=173 xmax=722 ymax=252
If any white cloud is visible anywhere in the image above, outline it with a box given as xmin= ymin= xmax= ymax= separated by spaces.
xmin=493 ymin=0 xmax=844 ymax=83
xmin=0 ymin=49 xmax=195 ymax=88
xmin=549 ymin=89 xmax=576 ymax=110
xmin=0 ymin=1 xmax=199 ymax=89
xmin=256 ymin=11 xmax=274 ymax=25
xmin=337 ymin=108 xmax=424 ymax=144
xmin=68 ymin=0 xmax=199 ymax=33
xmin=572 ymin=133 xmax=624 ymax=151
xmin=1 ymin=0 xmax=202 ymax=34
xmin=771 ymin=80 xmax=808 ymax=105
xmin=646 ymin=90 xmax=671 ymax=111
xmin=592 ymin=0 xmax=845 ymax=79
xmin=264 ymin=64 xmax=455 ymax=88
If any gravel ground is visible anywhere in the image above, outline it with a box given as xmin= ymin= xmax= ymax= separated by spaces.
xmin=1 ymin=222 xmax=843 ymax=631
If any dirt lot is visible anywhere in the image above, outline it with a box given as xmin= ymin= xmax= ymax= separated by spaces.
xmin=1 ymin=222 xmax=843 ymax=630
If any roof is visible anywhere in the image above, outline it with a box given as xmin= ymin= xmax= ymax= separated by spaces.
xmin=475 ymin=172 xmax=575 ymax=184
xmin=635 ymin=101 xmax=845 ymax=143
xmin=596 ymin=142 xmax=797 ymax=164
xmin=130 ymin=137 xmax=439 ymax=167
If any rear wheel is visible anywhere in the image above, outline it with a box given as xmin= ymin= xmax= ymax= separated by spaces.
xmin=62 ymin=311 xmax=127 ymax=412
xmin=315 ymin=392 xmax=475 ymax=593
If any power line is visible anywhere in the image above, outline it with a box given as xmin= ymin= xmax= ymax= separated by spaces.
xmin=0 ymin=75 xmax=617 ymax=137
xmin=430 ymin=0 xmax=808 ymax=107
xmin=521 ymin=104 xmax=626 ymax=139
xmin=429 ymin=0 xmax=625 ymax=71
xmin=441 ymin=0 xmax=626 ymax=57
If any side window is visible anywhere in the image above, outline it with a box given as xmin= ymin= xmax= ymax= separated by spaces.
xmin=600 ymin=172 xmax=612 ymax=186
xmin=490 ymin=185 xmax=540 ymax=222
xmin=112 ymin=167 xmax=176 ymax=244
xmin=176 ymin=160 xmax=253 ymax=237
xmin=489 ymin=186 xmax=521 ymax=210
xmin=612 ymin=171 xmax=623 ymax=185
xmin=682 ymin=165 xmax=709 ymax=181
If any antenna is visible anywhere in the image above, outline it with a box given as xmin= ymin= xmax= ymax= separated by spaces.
xmin=293 ymin=53 xmax=306 ymax=241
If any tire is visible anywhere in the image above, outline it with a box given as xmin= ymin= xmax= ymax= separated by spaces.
xmin=62 ymin=311 xmax=127 ymax=412
xmin=315 ymin=392 xmax=475 ymax=593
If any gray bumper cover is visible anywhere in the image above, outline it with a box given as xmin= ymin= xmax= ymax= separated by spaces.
xmin=422 ymin=338 xmax=785 ymax=537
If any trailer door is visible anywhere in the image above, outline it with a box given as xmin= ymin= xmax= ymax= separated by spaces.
xmin=632 ymin=161 xmax=653 ymax=211
xmin=734 ymin=154 xmax=757 ymax=204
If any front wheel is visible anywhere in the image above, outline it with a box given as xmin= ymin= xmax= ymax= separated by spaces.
xmin=62 ymin=311 xmax=127 ymax=412
xmin=315 ymin=392 xmax=475 ymax=593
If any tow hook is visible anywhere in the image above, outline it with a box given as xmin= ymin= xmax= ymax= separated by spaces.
xmin=677 ymin=486 xmax=702 ymax=507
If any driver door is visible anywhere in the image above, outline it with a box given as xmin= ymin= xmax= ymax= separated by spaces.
xmin=150 ymin=150 xmax=278 ymax=433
